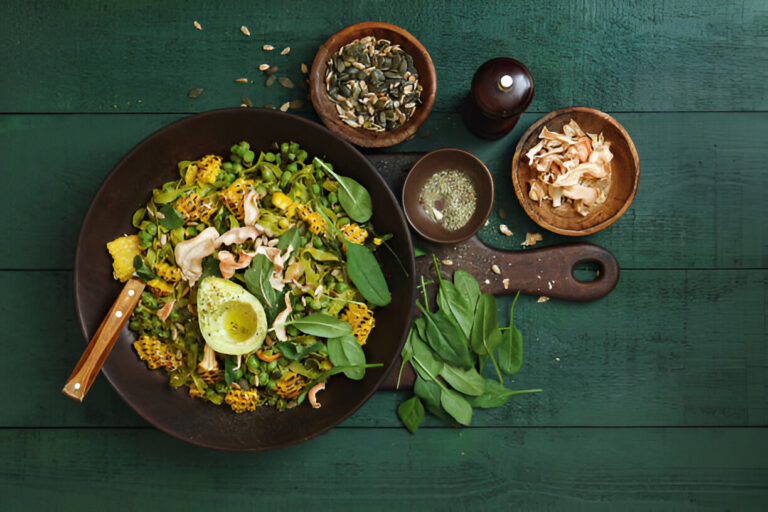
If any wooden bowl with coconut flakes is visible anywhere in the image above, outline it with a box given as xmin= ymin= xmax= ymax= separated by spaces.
xmin=309 ymin=22 xmax=436 ymax=148
xmin=512 ymin=106 xmax=640 ymax=236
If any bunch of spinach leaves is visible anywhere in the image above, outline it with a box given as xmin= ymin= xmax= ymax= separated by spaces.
xmin=397 ymin=257 xmax=541 ymax=433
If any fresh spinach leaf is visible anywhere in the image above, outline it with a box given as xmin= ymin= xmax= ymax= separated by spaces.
xmin=470 ymin=293 xmax=500 ymax=355
xmin=158 ymin=204 xmax=185 ymax=230
xmin=440 ymin=388 xmax=473 ymax=426
xmin=467 ymin=379 xmax=542 ymax=409
xmin=414 ymin=375 xmax=441 ymax=409
xmin=314 ymin=157 xmax=372 ymax=223
xmin=296 ymin=362 xmax=384 ymax=404
xmin=418 ymin=303 xmax=474 ymax=369
xmin=439 ymin=364 xmax=486 ymax=396
xmin=132 ymin=255 xmax=157 ymax=282
xmin=498 ymin=292 xmax=523 ymax=376
xmin=410 ymin=332 xmax=443 ymax=381
xmin=244 ymin=254 xmax=280 ymax=310
xmin=198 ymin=254 xmax=222 ymax=284
xmin=345 ymin=241 xmax=391 ymax=306
xmin=433 ymin=255 xmax=475 ymax=339
xmin=277 ymin=226 xmax=300 ymax=253
xmin=289 ymin=313 xmax=353 ymax=338
xmin=327 ymin=334 xmax=366 ymax=380
xmin=274 ymin=341 xmax=325 ymax=361
xmin=397 ymin=396 xmax=425 ymax=434
xmin=397 ymin=326 xmax=417 ymax=389
xmin=453 ymin=269 xmax=481 ymax=312
xmin=224 ymin=356 xmax=237 ymax=386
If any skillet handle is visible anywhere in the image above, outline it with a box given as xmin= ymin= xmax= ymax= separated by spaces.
xmin=62 ymin=277 xmax=145 ymax=401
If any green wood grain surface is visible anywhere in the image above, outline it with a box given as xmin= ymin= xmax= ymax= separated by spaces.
xmin=1 ymin=0 xmax=767 ymax=509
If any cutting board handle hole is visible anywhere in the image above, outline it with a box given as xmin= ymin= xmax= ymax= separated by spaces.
xmin=572 ymin=261 xmax=601 ymax=283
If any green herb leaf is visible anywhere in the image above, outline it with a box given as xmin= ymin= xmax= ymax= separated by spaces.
xmin=199 ymin=254 xmax=222 ymax=284
xmin=414 ymin=247 xmax=427 ymax=257
xmin=397 ymin=396 xmax=425 ymax=434
xmin=327 ymin=334 xmax=367 ymax=380
xmin=297 ymin=362 xmax=384 ymax=404
xmin=468 ymin=379 xmax=542 ymax=408
xmin=244 ymin=254 xmax=280 ymax=312
xmin=132 ymin=255 xmax=157 ymax=282
xmin=470 ymin=293 xmax=501 ymax=355
xmin=440 ymin=388 xmax=473 ymax=426
xmin=153 ymin=187 xmax=184 ymax=204
xmin=314 ymin=157 xmax=372 ymax=222
xmin=277 ymin=226 xmax=300 ymax=253
xmin=397 ymin=326 xmax=417 ymax=389
xmin=414 ymin=375 xmax=441 ymax=409
xmin=224 ymin=357 xmax=237 ymax=386
xmin=345 ymin=241 xmax=391 ymax=306
xmin=158 ymin=205 xmax=185 ymax=230
xmin=274 ymin=341 xmax=324 ymax=361
xmin=410 ymin=331 xmax=443 ymax=381
xmin=453 ymin=269 xmax=481 ymax=312
xmin=303 ymin=248 xmax=340 ymax=262
xmin=418 ymin=304 xmax=474 ymax=369
xmin=290 ymin=313 xmax=353 ymax=338
xmin=439 ymin=363 xmax=486 ymax=396
xmin=436 ymin=279 xmax=475 ymax=339
xmin=132 ymin=208 xmax=146 ymax=228
xmin=498 ymin=292 xmax=523 ymax=375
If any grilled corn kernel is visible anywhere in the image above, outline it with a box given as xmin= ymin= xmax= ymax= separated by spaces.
xmin=146 ymin=278 xmax=174 ymax=296
xmin=175 ymin=192 xmax=218 ymax=223
xmin=133 ymin=335 xmax=180 ymax=371
xmin=154 ymin=262 xmax=182 ymax=282
xmin=219 ymin=177 xmax=254 ymax=220
xmin=274 ymin=371 xmax=306 ymax=399
xmin=297 ymin=204 xmax=325 ymax=235
xmin=271 ymin=192 xmax=293 ymax=210
xmin=195 ymin=154 xmax=223 ymax=185
xmin=339 ymin=223 xmax=368 ymax=245
xmin=106 ymin=235 xmax=141 ymax=282
xmin=225 ymin=388 xmax=260 ymax=413
xmin=340 ymin=303 xmax=375 ymax=345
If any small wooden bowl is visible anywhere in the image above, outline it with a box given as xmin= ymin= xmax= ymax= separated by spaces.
xmin=402 ymin=148 xmax=494 ymax=244
xmin=511 ymin=107 xmax=640 ymax=236
xmin=310 ymin=22 xmax=436 ymax=148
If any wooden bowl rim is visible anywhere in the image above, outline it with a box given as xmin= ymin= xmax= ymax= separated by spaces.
xmin=511 ymin=106 xmax=640 ymax=236
xmin=310 ymin=21 xmax=436 ymax=148
xmin=402 ymin=147 xmax=495 ymax=244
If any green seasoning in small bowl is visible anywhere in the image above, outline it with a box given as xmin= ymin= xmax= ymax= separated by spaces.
xmin=418 ymin=169 xmax=478 ymax=231
xmin=325 ymin=36 xmax=423 ymax=132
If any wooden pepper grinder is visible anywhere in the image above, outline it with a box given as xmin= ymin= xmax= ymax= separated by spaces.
xmin=463 ymin=57 xmax=534 ymax=139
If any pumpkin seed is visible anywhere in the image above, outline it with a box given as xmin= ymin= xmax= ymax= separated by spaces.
xmin=188 ymin=88 xmax=203 ymax=99
xmin=278 ymin=77 xmax=294 ymax=89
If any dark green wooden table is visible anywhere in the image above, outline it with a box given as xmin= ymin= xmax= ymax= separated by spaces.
xmin=2 ymin=1 xmax=767 ymax=510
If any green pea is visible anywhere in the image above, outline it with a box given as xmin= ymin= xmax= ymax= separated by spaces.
xmin=226 ymin=172 xmax=236 ymax=184
xmin=266 ymin=380 xmax=277 ymax=390
xmin=222 ymin=161 xmax=233 ymax=171
xmin=287 ymin=153 xmax=296 ymax=161
xmin=267 ymin=360 xmax=278 ymax=371
xmin=129 ymin=321 xmax=140 ymax=331
xmin=320 ymin=297 xmax=330 ymax=308
xmin=265 ymin=152 xmax=276 ymax=162
xmin=286 ymin=163 xmax=298 ymax=173
xmin=287 ymin=325 xmax=299 ymax=337
xmin=259 ymin=372 xmax=269 ymax=385
xmin=312 ymin=236 xmax=324 ymax=249
xmin=243 ymin=150 xmax=255 ymax=163
xmin=334 ymin=281 xmax=348 ymax=293
xmin=255 ymin=185 xmax=267 ymax=196
xmin=311 ymin=298 xmax=322 ymax=310
xmin=314 ymin=170 xmax=324 ymax=180
xmin=169 ymin=311 xmax=180 ymax=321
xmin=141 ymin=292 xmax=157 ymax=309
xmin=214 ymin=381 xmax=228 ymax=393
xmin=280 ymin=171 xmax=292 ymax=188
xmin=294 ymin=302 xmax=305 ymax=312
xmin=186 ymin=225 xmax=199 ymax=236
xmin=318 ymin=196 xmax=329 ymax=207
xmin=311 ymin=183 xmax=321 ymax=195
xmin=230 ymin=154 xmax=241 ymax=164
xmin=230 ymin=144 xmax=241 ymax=155
xmin=246 ymin=354 xmax=260 ymax=374
xmin=328 ymin=191 xmax=338 ymax=204
xmin=296 ymin=149 xmax=308 ymax=162
xmin=277 ymin=357 xmax=288 ymax=366
xmin=233 ymin=162 xmax=243 ymax=173
xmin=338 ymin=216 xmax=350 ymax=226
xmin=231 ymin=365 xmax=244 ymax=381
xmin=299 ymin=236 xmax=309 ymax=247
xmin=280 ymin=142 xmax=290 ymax=154
xmin=261 ymin=167 xmax=275 ymax=181
xmin=290 ymin=142 xmax=299 ymax=154
xmin=239 ymin=141 xmax=250 ymax=151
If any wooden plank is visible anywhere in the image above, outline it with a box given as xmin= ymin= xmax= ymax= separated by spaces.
xmin=1 ymin=427 xmax=767 ymax=510
xmin=1 ymin=1 xmax=767 ymax=113
xmin=1 ymin=112 xmax=766 ymax=270
xmin=7 ymin=269 xmax=766 ymax=428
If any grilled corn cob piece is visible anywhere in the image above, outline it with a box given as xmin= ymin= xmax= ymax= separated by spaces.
xmin=106 ymin=235 xmax=141 ymax=282
xmin=340 ymin=303 xmax=375 ymax=345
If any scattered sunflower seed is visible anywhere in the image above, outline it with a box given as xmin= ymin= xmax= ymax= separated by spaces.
xmin=280 ymin=46 xmax=291 ymax=55
xmin=441 ymin=259 xmax=453 ymax=266
xmin=279 ymin=101 xmax=290 ymax=112
xmin=259 ymin=63 xmax=270 ymax=71
xmin=193 ymin=21 xmax=202 ymax=30
xmin=266 ymin=66 xmax=278 ymax=76
xmin=235 ymin=78 xmax=248 ymax=83
xmin=188 ymin=88 xmax=203 ymax=99
xmin=537 ymin=296 xmax=550 ymax=303
xmin=290 ymin=99 xmax=304 ymax=109
xmin=241 ymin=26 xmax=251 ymax=36
xmin=502 ymin=278 xmax=510 ymax=290
xmin=278 ymin=77 xmax=294 ymax=89
xmin=301 ymin=63 xmax=308 ymax=73
xmin=491 ymin=264 xmax=501 ymax=275
xmin=263 ymin=44 xmax=275 ymax=51
xmin=265 ymin=75 xmax=276 ymax=87
xmin=499 ymin=224 xmax=513 ymax=236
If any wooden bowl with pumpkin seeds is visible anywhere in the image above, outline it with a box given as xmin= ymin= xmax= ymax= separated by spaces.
xmin=310 ymin=22 xmax=436 ymax=148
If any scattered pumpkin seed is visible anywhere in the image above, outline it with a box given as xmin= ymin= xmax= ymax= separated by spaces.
xmin=290 ymin=99 xmax=304 ymax=109
xmin=279 ymin=102 xmax=290 ymax=112
xmin=241 ymin=26 xmax=251 ymax=36
xmin=265 ymin=75 xmax=276 ymax=87
xmin=188 ymin=88 xmax=203 ymax=99
xmin=301 ymin=63 xmax=308 ymax=74
xmin=193 ymin=21 xmax=202 ymax=30
xmin=498 ymin=208 xmax=507 ymax=219
xmin=242 ymin=96 xmax=253 ymax=107
xmin=259 ymin=63 xmax=270 ymax=71
xmin=491 ymin=264 xmax=501 ymax=275
xmin=264 ymin=104 xmax=274 ymax=109
xmin=266 ymin=66 xmax=278 ymax=76
xmin=278 ymin=77 xmax=294 ymax=89
xmin=325 ymin=35 xmax=422 ymax=132
xmin=441 ymin=259 xmax=453 ymax=266
xmin=280 ymin=46 xmax=291 ymax=55
xmin=263 ymin=44 xmax=275 ymax=51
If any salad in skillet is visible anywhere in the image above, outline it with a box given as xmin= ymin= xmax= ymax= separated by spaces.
xmin=106 ymin=141 xmax=390 ymax=413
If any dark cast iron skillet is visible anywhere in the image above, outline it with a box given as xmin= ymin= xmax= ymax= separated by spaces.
xmin=73 ymin=108 xmax=417 ymax=451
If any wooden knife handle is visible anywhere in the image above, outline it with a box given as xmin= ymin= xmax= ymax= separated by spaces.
xmin=62 ymin=277 xmax=145 ymax=401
